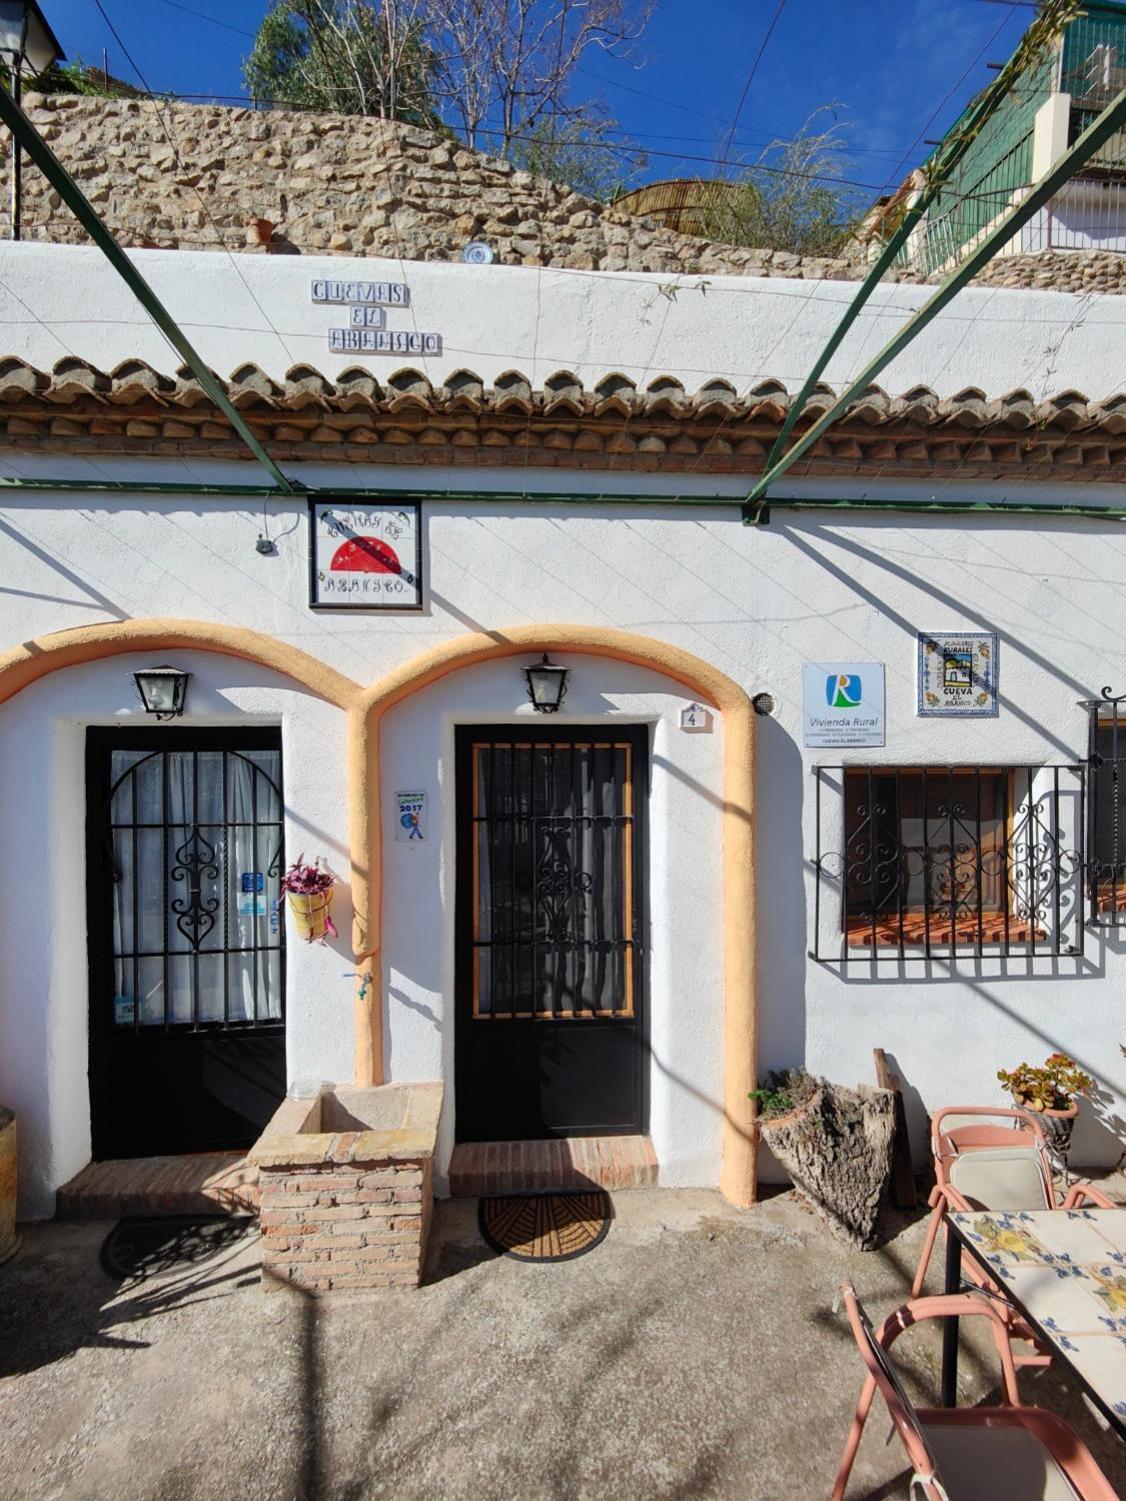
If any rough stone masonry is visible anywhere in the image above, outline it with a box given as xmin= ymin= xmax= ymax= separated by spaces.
xmin=1 ymin=94 xmax=1123 ymax=295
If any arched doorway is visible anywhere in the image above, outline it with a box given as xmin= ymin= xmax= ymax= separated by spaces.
xmin=353 ymin=625 xmax=758 ymax=1206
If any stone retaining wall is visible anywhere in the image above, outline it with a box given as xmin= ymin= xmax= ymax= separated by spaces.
xmin=1 ymin=95 xmax=1123 ymax=294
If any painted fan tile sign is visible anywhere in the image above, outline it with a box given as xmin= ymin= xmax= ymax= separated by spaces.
xmin=308 ymin=501 xmax=423 ymax=610
xmin=917 ymin=632 xmax=998 ymax=717
xmin=312 ymin=278 xmax=442 ymax=357
xmin=802 ymin=662 xmax=885 ymax=748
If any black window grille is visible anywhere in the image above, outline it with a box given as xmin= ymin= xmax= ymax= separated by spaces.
xmin=1085 ymin=688 xmax=1126 ymax=925
xmin=811 ymin=764 xmax=1085 ymax=962
xmin=96 ymin=732 xmax=286 ymax=1029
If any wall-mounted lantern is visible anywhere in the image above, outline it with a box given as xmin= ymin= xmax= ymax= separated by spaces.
xmin=523 ymin=654 xmax=569 ymax=714
xmin=0 ymin=1 xmax=65 ymax=242
xmin=134 ymin=665 xmax=191 ymax=721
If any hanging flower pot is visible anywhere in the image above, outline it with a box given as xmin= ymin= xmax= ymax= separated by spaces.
xmin=279 ymin=857 xmax=338 ymax=944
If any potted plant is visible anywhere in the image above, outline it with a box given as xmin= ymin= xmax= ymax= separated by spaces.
xmin=997 ymin=1052 xmax=1094 ymax=1154
xmin=279 ymin=856 xmax=338 ymax=944
xmin=753 ymin=1068 xmax=895 ymax=1251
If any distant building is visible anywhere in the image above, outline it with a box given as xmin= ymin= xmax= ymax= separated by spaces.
xmin=867 ymin=0 xmax=1126 ymax=271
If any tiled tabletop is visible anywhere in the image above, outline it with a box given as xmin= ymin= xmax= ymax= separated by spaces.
xmin=950 ymin=1207 xmax=1126 ymax=1435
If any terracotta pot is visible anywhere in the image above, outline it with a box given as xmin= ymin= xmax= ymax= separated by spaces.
xmin=0 ymin=1107 xmax=19 ymax=1266
xmin=286 ymin=886 xmax=334 ymax=943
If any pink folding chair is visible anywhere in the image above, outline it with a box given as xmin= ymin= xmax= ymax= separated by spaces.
xmin=911 ymin=1106 xmax=1114 ymax=1366
xmin=832 ymin=1281 xmax=1119 ymax=1500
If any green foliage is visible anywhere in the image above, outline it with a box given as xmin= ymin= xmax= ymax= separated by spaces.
xmin=749 ymin=1068 xmax=818 ymax=1122
xmin=244 ymin=0 xmax=442 ymax=127
xmin=27 ymin=59 xmax=132 ymax=99
xmin=694 ymin=110 xmax=863 ymax=257
xmin=997 ymin=1052 xmax=1094 ymax=1113
xmin=504 ymin=108 xmax=645 ymax=203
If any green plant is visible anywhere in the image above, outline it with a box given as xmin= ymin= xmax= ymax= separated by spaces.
xmin=749 ymin=1068 xmax=817 ymax=1122
xmin=997 ymin=1052 xmax=1094 ymax=1113
xmin=693 ymin=108 xmax=863 ymax=257
xmin=244 ymin=0 xmax=444 ymax=127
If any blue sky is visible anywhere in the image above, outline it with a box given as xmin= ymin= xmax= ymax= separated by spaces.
xmin=45 ymin=0 xmax=1037 ymax=202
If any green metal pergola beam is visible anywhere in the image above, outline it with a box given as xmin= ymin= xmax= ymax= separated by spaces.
xmin=0 ymin=476 xmax=744 ymax=505
xmin=2 ymin=475 xmax=1125 ymax=523
xmin=745 ymin=84 xmax=1126 ymax=523
xmin=763 ymin=0 xmax=1083 ymax=472
xmin=0 ymin=79 xmax=299 ymax=496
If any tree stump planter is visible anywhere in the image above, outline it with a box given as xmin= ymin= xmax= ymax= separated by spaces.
xmin=760 ymin=1083 xmax=895 ymax=1250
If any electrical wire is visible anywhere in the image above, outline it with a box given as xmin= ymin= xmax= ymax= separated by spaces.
xmin=718 ymin=0 xmax=789 ymax=163
xmin=91 ymin=0 xmax=302 ymax=375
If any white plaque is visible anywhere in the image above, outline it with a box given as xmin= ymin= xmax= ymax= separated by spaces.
xmin=803 ymin=662 xmax=885 ymax=748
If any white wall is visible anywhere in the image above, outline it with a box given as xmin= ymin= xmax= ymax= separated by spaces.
xmin=0 ymin=652 xmax=352 ymax=1217
xmin=379 ymin=657 xmax=725 ymax=1192
xmin=1 ymin=482 xmax=1125 ymax=1213
xmin=1 ymin=241 xmax=1124 ymax=400
xmin=0 ymin=242 xmax=1124 ymax=1210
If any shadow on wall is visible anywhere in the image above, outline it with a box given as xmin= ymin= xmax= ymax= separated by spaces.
xmin=753 ymin=711 xmax=807 ymax=1181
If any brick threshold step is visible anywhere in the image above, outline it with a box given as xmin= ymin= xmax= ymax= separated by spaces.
xmin=449 ymin=1136 xmax=658 ymax=1197
xmin=56 ymin=1153 xmax=259 ymax=1220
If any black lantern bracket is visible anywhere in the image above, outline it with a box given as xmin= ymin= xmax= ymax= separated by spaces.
xmin=133 ymin=664 xmax=191 ymax=721
xmin=523 ymin=654 xmax=569 ymax=714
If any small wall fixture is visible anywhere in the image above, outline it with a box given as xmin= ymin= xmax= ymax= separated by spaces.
xmin=523 ymin=654 xmax=569 ymax=714
xmin=752 ymin=692 xmax=775 ymax=717
xmin=134 ymin=665 xmax=191 ymax=720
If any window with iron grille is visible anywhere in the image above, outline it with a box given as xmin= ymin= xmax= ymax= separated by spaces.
xmin=1086 ymin=690 xmax=1126 ymax=925
xmin=811 ymin=764 xmax=1085 ymax=962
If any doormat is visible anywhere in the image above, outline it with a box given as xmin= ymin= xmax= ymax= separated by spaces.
xmin=99 ymin=1214 xmax=254 ymax=1283
xmin=478 ymin=1191 xmax=612 ymax=1263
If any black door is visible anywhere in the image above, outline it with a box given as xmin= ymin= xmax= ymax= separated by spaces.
xmin=455 ymin=726 xmax=648 ymax=1141
xmin=86 ymin=729 xmax=287 ymax=1159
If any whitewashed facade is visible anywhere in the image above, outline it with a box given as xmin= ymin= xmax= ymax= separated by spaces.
xmin=1 ymin=243 xmax=1124 ymax=1217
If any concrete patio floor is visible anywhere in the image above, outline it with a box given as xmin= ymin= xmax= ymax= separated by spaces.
xmin=1 ymin=1188 xmax=1123 ymax=1500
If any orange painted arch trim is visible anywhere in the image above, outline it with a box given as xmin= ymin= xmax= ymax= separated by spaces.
xmin=0 ymin=619 xmax=362 ymax=711
xmin=355 ymin=625 xmax=758 ymax=1208
xmin=0 ymin=619 xmax=757 ymax=1208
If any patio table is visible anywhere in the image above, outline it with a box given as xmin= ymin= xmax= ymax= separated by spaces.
xmin=944 ymin=1207 xmax=1126 ymax=1439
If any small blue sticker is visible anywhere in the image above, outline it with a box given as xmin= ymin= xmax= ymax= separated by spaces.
xmin=241 ymin=871 xmax=264 ymax=893
xmin=114 ymin=996 xmax=135 ymax=1026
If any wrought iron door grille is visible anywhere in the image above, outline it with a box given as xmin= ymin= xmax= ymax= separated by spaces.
xmin=1085 ymin=691 xmax=1126 ymax=925
xmin=812 ymin=764 xmax=1084 ymax=963
xmin=470 ymin=739 xmax=638 ymax=1019
xmin=104 ymin=740 xmax=285 ymax=1029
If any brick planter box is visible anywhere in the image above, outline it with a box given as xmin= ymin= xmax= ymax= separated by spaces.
xmin=250 ymin=1083 xmax=442 ymax=1295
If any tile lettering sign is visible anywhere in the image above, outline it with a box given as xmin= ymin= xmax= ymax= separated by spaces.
xmin=308 ymin=500 xmax=423 ymax=611
xmin=311 ymin=279 xmax=442 ymax=356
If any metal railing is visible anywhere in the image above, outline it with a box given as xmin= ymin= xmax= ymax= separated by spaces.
xmin=811 ymin=764 xmax=1085 ymax=964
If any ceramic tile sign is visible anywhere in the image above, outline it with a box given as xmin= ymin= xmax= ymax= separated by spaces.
xmin=917 ymin=631 xmax=998 ymax=717
xmin=680 ymin=702 xmax=713 ymax=733
xmin=309 ymin=500 xmax=422 ymax=610
xmin=803 ymin=662 xmax=885 ymax=748
xmin=311 ymin=278 xmax=442 ymax=357
xmin=395 ymin=790 xmax=427 ymax=843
